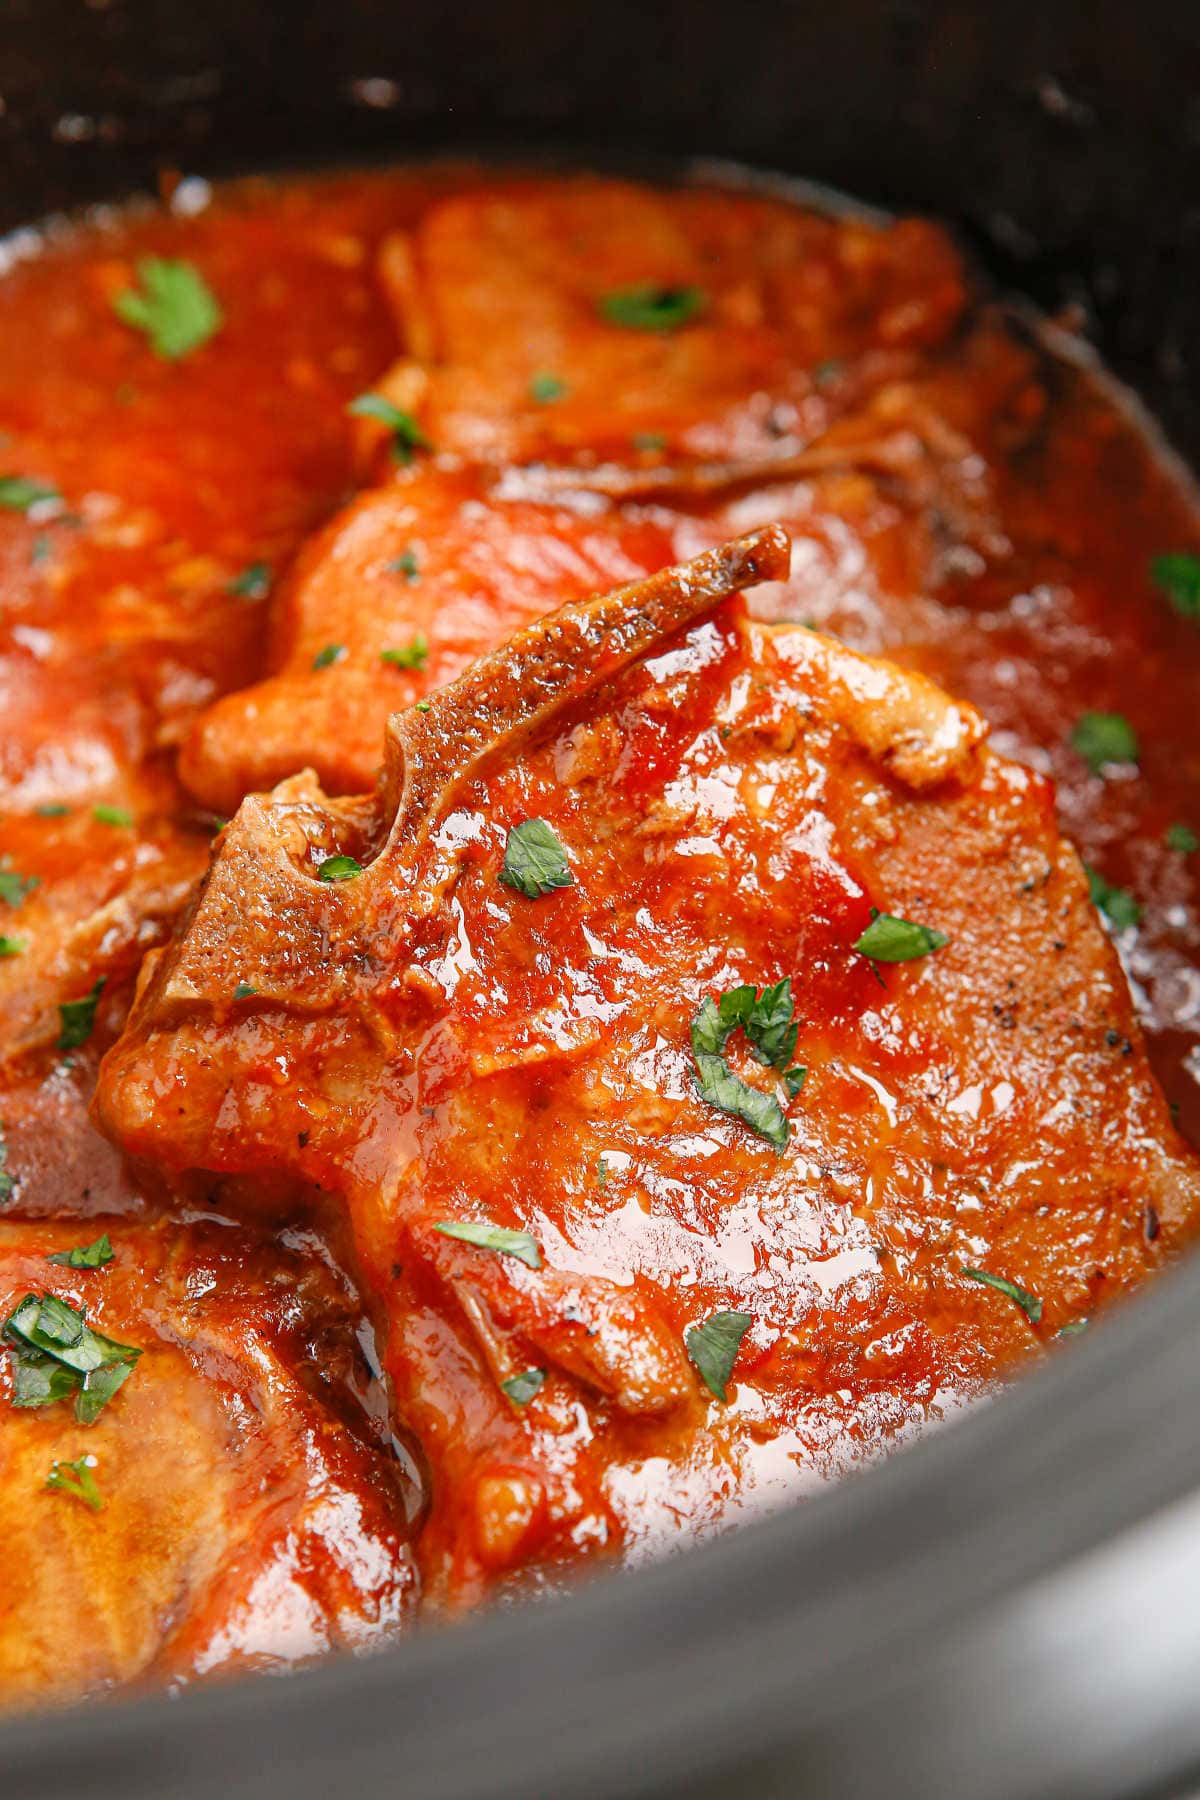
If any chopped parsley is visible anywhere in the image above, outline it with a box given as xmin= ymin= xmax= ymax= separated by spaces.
xmin=45 ymin=1456 xmax=103 ymax=1512
xmin=691 ymin=980 xmax=806 ymax=1154
xmin=598 ymin=284 xmax=707 ymax=332
xmin=501 ymin=1368 xmax=546 ymax=1406
xmin=312 ymin=643 xmax=345 ymax=670
xmin=433 ymin=1221 xmax=542 ymax=1269
xmin=0 ymin=936 xmax=25 ymax=958
xmin=1151 ymin=551 xmax=1200 ymax=620
xmin=854 ymin=909 xmax=948 ymax=963
xmin=47 ymin=1234 xmax=114 ymax=1270
xmin=1056 ymin=1318 xmax=1090 ymax=1338
xmin=499 ymin=819 xmax=573 ymax=899
xmin=233 ymin=981 xmax=257 ymax=999
xmin=35 ymin=803 xmax=70 ymax=818
xmin=347 ymin=392 xmax=431 ymax=463
xmin=0 ymin=1125 xmax=12 ymax=1205
xmin=317 ymin=855 xmax=362 ymax=883
xmin=813 ymin=358 xmax=845 ymax=388
xmin=4 ymin=1291 xmax=142 ymax=1422
xmin=529 ymin=371 xmax=568 ymax=404
xmin=0 ymin=476 xmax=61 ymax=513
xmin=381 ymin=633 xmax=429 ymax=671
xmin=597 ymin=1155 xmax=609 ymax=1189
xmin=0 ymin=860 xmax=39 ymax=908
xmin=1166 ymin=822 xmax=1198 ymax=855
xmin=112 ymin=257 xmax=223 ymax=360
xmin=387 ymin=548 xmax=420 ymax=582
xmin=1086 ymin=864 xmax=1141 ymax=930
xmin=57 ymin=977 xmax=105 ymax=1050
xmin=1070 ymin=711 xmax=1139 ymax=775
xmin=685 ymin=1309 xmax=752 ymax=1402
xmin=228 ymin=561 xmax=272 ymax=599
xmin=92 ymin=804 xmax=133 ymax=828
xmin=416 ymin=699 xmax=431 ymax=713
xmin=632 ymin=432 xmax=666 ymax=453
xmin=961 ymin=1265 xmax=1042 ymax=1324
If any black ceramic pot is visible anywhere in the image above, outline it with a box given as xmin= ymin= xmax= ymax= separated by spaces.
xmin=2 ymin=4 xmax=1199 ymax=1795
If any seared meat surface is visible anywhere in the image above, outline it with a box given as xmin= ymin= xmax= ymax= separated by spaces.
xmin=97 ymin=533 xmax=1200 ymax=1606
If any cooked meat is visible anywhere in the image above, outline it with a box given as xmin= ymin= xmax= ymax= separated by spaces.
xmin=96 ymin=531 xmax=1200 ymax=1608
xmin=0 ymin=1215 xmax=416 ymax=1708
xmin=368 ymin=176 xmax=967 ymax=478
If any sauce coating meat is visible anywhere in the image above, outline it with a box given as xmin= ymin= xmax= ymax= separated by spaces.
xmin=0 ymin=164 xmax=1198 ymax=1705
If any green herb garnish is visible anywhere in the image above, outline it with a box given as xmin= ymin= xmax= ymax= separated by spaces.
xmin=1056 ymin=1318 xmax=1090 ymax=1338
xmin=433 ymin=1221 xmax=542 ymax=1270
xmin=381 ymin=633 xmax=429 ymax=671
xmin=1085 ymin=865 xmax=1141 ymax=930
xmin=233 ymin=981 xmax=257 ymax=999
xmin=691 ymin=980 xmax=805 ymax=1153
xmin=854 ymin=909 xmax=948 ymax=963
xmin=57 ymin=977 xmax=105 ymax=1050
xmin=961 ymin=1266 xmax=1042 ymax=1324
xmin=113 ymin=258 xmax=222 ymax=360
xmin=347 ymin=393 xmax=431 ymax=464
xmin=501 ymin=1368 xmax=546 ymax=1406
xmin=598 ymin=285 xmax=707 ymax=332
xmin=0 ymin=1125 xmax=13 ymax=1205
xmin=1151 ymin=552 xmax=1200 ymax=620
xmin=685 ymin=1310 xmax=752 ymax=1402
xmin=312 ymin=643 xmax=345 ymax=670
xmin=47 ymin=1234 xmax=114 ymax=1270
xmin=387 ymin=548 xmax=420 ymax=582
xmin=499 ymin=819 xmax=573 ymax=899
xmin=0 ymin=476 xmax=61 ymax=513
xmin=529 ymin=371 xmax=567 ymax=404
xmin=228 ymin=561 xmax=272 ymax=599
xmin=4 ymin=1291 xmax=141 ymax=1422
xmin=0 ymin=936 xmax=25 ymax=958
xmin=0 ymin=860 xmax=39 ymax=908
xmin=317 ymin=855 xmax=362 ymax=883
xmin=35 ymin=803 xmax=70 ymax=818
xmin=92 ymin=804 xmax=133 ymax=828
xmin=45 ymin=1456 xmax=103 ymax=1512
xmin=632 ymin=432 xmax=666 ymax=453
xmin=1070 ymin=711 xmax=1139 ymax=775
xmin=1166 ymin=822 xmax=1198 ymax=854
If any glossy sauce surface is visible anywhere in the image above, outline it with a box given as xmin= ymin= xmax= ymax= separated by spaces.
xmin=0 ymin=164 xmax=1198 ymax=1703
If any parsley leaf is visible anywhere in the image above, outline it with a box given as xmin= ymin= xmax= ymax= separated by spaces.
xmin=501 ymin=1368 xmax=546 ymax=1406
xmin=598 ymin=285 xmax=707 ymax=332
xmin=434 ymin=1221 xmax=542 ymax=1269
xmin=312 ymin=643 xmax=345 ymax=670
xmin=0 ymin=1125 xmax=13 ymax=1205
xmin=691 ymin=981 xmax=805 ymax=1153
xmin=529 ymin=371 xmax=568 ymax=404
xmin=4 ymin=1291 xmax=141 ymax=1422
xmin=685 ymin=1310 xmax=752 ymax=1402
xmin=632 ymin=431 xmax=666 ymax=453
xmin=0 ymin=476 xmax=61 ymax=513
xmin=57 ymin=977 xmax=105 ymax=1050
xmin=47 ymin=1234 xmax=114 ymax=1270
xmin=1166 ymin=822 xmax=1198 ymax=854
xmin=317 ymin=855 xmax=362 ymax=883
xmin=45 ymin=1456 xmax=103 ymax=1512
xmin=499 ymin=819 xmax=573 ymax=899
xmin=961 ymin=1265 xmax=1042 ymax=1324
xmin=0 ymin=860 xmax=39 ymax=909
xmin=387 ymin=548 xmax=420 ymax=582
xmin=347 ymin=393 xmax=431 ymax=463
xmin=233 ymin=981 xmax=257 ymax=999
xmin=854 ymin=910 xmax=948 ymax=963
xmin=1085 ymin=864 xmax=1141 ymax=930
xmin=381 ymin=633 xmax=429 ymax=671
xmin=0 ymin=935 xmax=25 ymax=958
xmin=112 ymin=258 xmax=223 ymax=360
xmin=228 ymin=561 xmax=272 ymax=599
xmin=92 ymin=804 xmax=133 ymax=828
xmin=35 ymin=803 xmax=69 ymax=818
xmin=1070 ymin=711 xmax=1139 ymax=775
xmin=1056 ymin=1318 xmax=1090 ymax=1338
xmin=1151 ymin=552 xmax=1200 ymax=620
